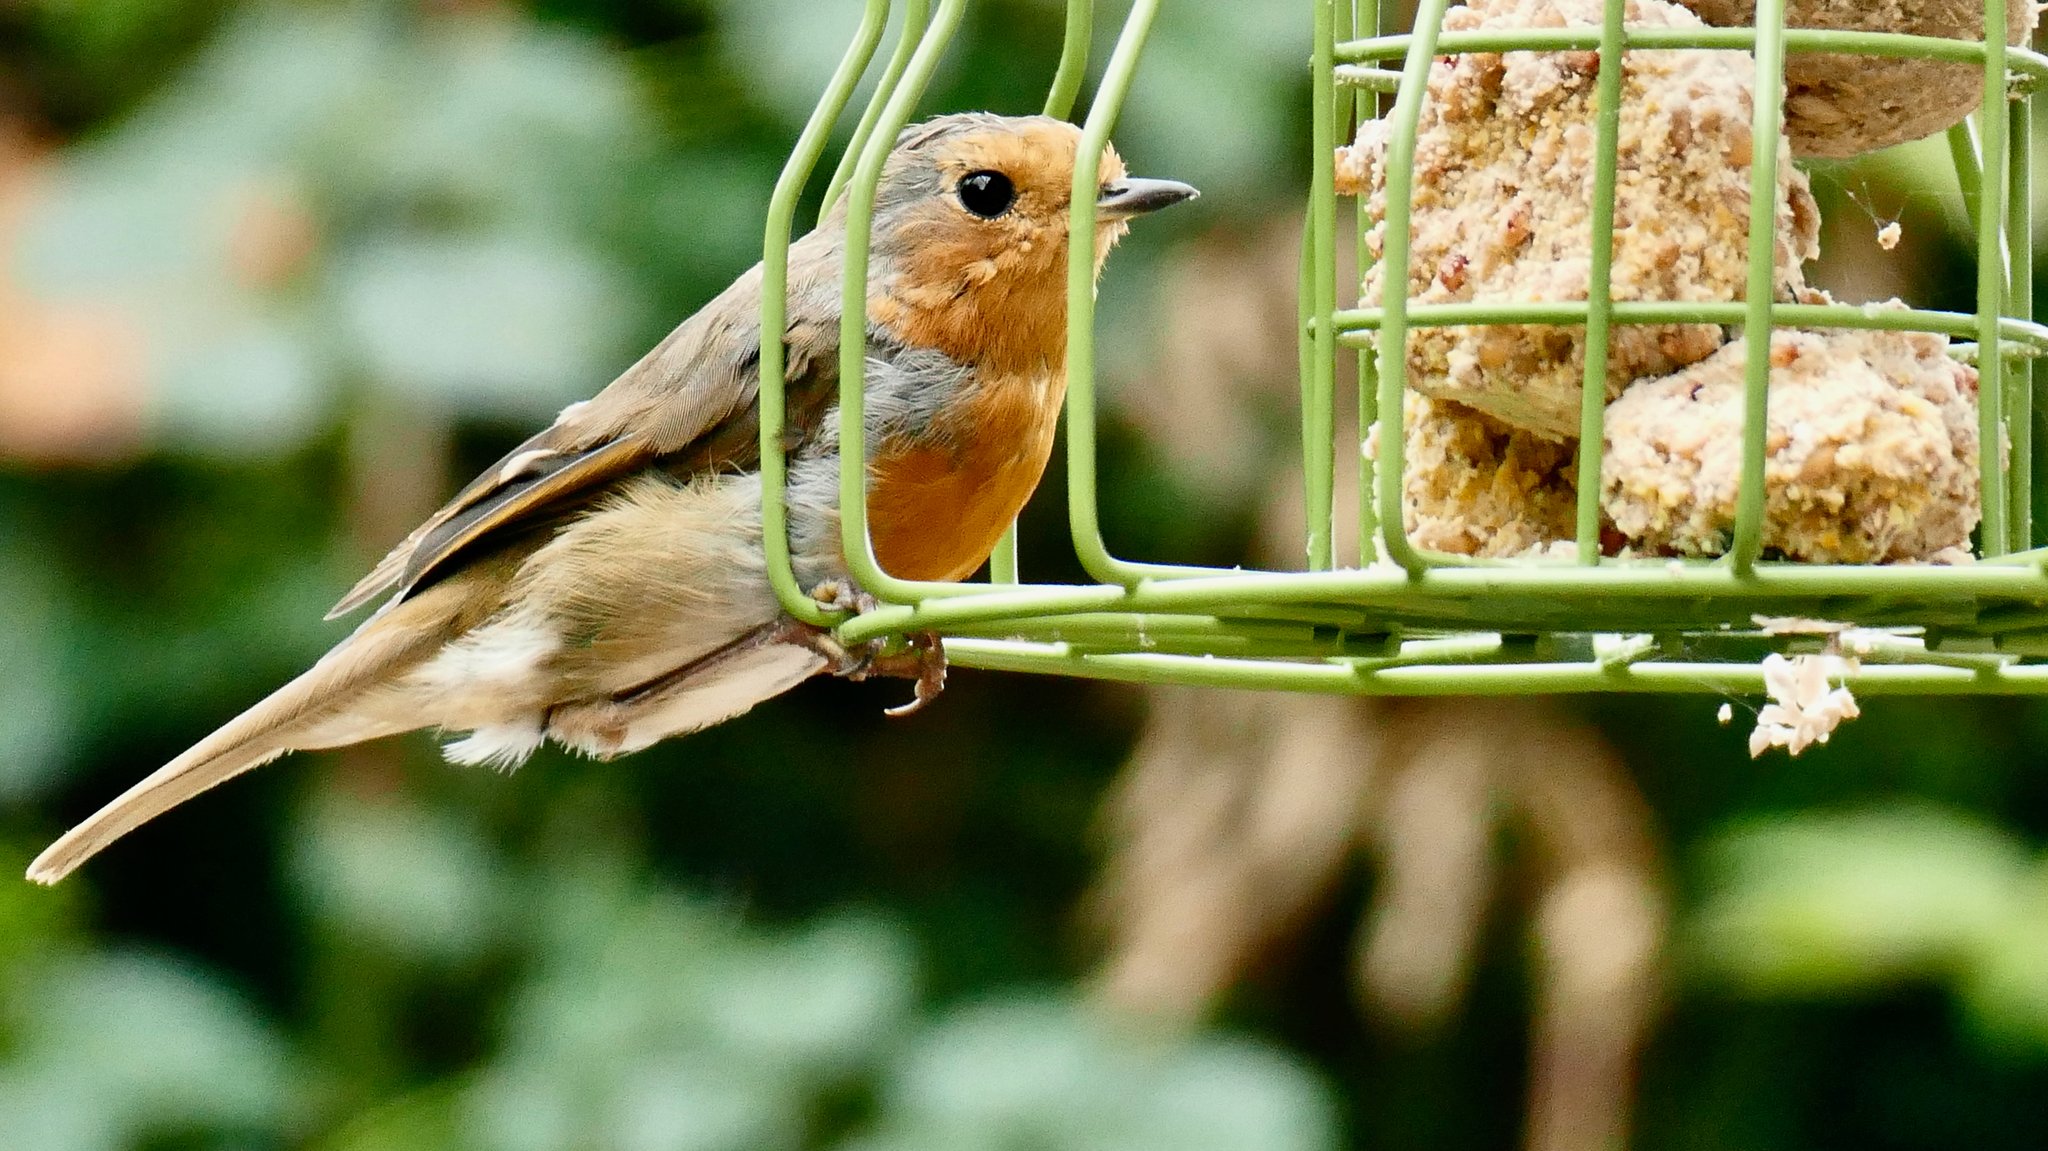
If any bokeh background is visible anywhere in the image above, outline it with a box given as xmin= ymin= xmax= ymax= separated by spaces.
xmin=5 ymin=1 xmax=2048 ymax=1149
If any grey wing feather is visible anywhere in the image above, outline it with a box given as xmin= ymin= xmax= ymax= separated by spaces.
xmin=326 ymin=431 xmax=653 ymax=619
xmin=326 ymin=248 xmax=846 ymax=620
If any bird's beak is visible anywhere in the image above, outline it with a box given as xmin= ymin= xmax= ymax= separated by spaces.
xmin=1095 ymin=177 xmax=1200 ymax=220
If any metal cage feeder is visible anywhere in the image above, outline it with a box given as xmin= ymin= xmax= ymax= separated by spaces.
xmin=757 ymin=0 xmax=2048 ymax=698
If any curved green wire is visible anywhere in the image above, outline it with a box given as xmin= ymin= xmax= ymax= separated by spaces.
xmin=834 ymin=0 xmax=976 ymax=606
xmin=1044 ymin=0 xmax=1095 ymax=119
xmin=746 ymin=0 xmax=2048 ymax=695
xmin=823 ymin=0 xmax=932 ymax=213
xmin=989 ymin=0 xmax=1096 ymax=586
xmin=1371 ymin=0 xmax=1452 ymax=576
xmin=759 ymin=0 xmax=892 ymax=627
xmin=1064 ymin=0 xmax=1190 ymax=586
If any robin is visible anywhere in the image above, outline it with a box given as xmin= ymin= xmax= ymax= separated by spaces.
xmin=28 ymin=112 xmax=1196 ymax=885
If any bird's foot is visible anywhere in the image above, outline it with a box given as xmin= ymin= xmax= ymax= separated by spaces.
xmin=786 ymin=583 xmax=946 ymax=716
xmin=865 ymin=631 xmax=947 ymax=718
xmin=779 ymin=621 xmax=877 ymax=677
xmin=808 ymin=579 xmax=877 ymax=615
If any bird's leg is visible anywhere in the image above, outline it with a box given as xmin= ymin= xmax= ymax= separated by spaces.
xmin=808 ymin=578 xmax=870 ymax=614
xmin=797 ymin=579 xmax=947 ymax=715
xmin=867 ymin=631 xmax=947 ymax=718
xmin=775 ymin=618 xmax=876 ymax=678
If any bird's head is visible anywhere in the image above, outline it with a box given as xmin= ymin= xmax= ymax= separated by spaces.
xmin=857 ymin=113 xmax=1196 ymax=342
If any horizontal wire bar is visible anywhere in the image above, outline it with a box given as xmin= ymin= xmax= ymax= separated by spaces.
xmin=1326 ymin=301 xmax=2048 ymax=353
xmin=939 ymin=614 xmax=1528 ymax=663
xmin=832 ymin=561 xmax=2048 ymax=644
xmin=1336 ymin=28 xmax=2048 ymax=85
xmin=946 ymin=640 xmax=2048 ymax=696
xmin=1334 ymin=64 xmax=1404 ymax=90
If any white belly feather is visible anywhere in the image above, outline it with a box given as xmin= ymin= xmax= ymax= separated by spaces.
xmin=393 ymin=455 xmax=845 ymax=767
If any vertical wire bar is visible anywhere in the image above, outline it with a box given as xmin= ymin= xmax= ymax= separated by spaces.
xmin=1298 ymin=219 xmax=1319 ymax=561
xmin=1952 ymin=117 xmax=2013 ymax=299
xmin=1979 ymin=0 xmax=2012 ymax=557
xmin=1066 ymin=0 xmax=1166 ymax=585
xmin=824 ymin=0 xmax=931 ymax=213
xmin=1304 ymin=0 xmax=1340 ymax=571
xmin=837 ymin=0 xmax=970 ymax=604
xmin=1355 ymin=0 xmax=1381 ymax=567
xmin=1374 ymin=0 xmax=1454 ymax=575
xmin=1325 ymin=0 xmax=1354 ymax=565
xmin=1044 ymin=0 xmax=1095 ymax=117
xmin=1952 ymin=118 xmax=1987 ymax=242
xmin=2031 ymin=95 xmax=2048 ymax=550
xmin=759 ymin=0 xmax=892 ymax=626
xmin=988 ymin=0 xmax=1097 ymax=586
xmin=1728 ymin=0 xmax=1787 ymax=573
xmin=2009 ymin=92 xmax=2033 ymax=550
xmin=1572 ymin=0 xmax=1626 ymax=564
xmin=984 ymin=514 xmax=1021 ymax=583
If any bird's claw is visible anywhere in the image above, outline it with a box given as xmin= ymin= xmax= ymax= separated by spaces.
xmin=790 ymin=584 xmax=947 ymax=716
xmin=809 ymin=579 xmax=879 ymax=616
xmin=868 ymin=631 xmax=946 ymax=717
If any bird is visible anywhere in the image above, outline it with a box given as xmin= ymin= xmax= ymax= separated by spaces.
xmin=28 ymin=112 xmax=1196 ymax=885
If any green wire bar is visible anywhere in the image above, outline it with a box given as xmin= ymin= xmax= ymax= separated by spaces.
xmin=751 ymin=0 xmax=2048 ymax=698
xmin=985 ymin=0 xmax=1094 ymax=585
xmin=1730 ymin=0 xmax=1787 ymax=573
xmin=759 ymin=0 xmax=891 ymax=628
xmin=1304 ymin=0 xmax=1340 ymax=571
xmin=1978 ymin=0 xmax=2013 ymax=556
xmin=822 ymin=0 xmax=932 ymax=214
xmin=1572 ymin=0 xmax=1625 ymax=566
xmin=1354 ymin=0 xmax=1383 ymax=568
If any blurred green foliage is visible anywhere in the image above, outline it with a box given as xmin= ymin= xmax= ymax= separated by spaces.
xmin=5 ymin=1 xmax=2048 ymax=1149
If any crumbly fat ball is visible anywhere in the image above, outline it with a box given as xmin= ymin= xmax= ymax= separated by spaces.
xmin=1600 ymin=319 xmax=1980 ymax=562
xmin=1681 ymin=0 xmax=2039 ymax=159
xmin=1351 ymin=0 xmax=1822 ymax=442
xmin=1402 ymin=393 xmax=1582 ymax=556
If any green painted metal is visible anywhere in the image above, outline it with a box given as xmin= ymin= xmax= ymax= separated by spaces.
xmin=1044 ymin=0 xmax=1095 ymax=119
xmin=822 ymin=0 xmax=932 ymax=214
xmin=1355 ymin=0 xmax=1382 ymax=568
xmin=1730 ymin=0 xmax=1787 ymax=573
xmin=1981 ymin=0 xmax=2014 ymax=556
xmin=1305 ymin=0 xmax=1339 ymax=571
xmin=758 ymin=0 xmax=891 ymax=628
xmin=1372 ymin=0 xmax=1452 ymax=576
xmin=1953 ymin=119 xmax=1988 ymax=245
xmin=749 ymin=0 xmax=2048 ymax=697
xmin=1331 ymin=301 xmax=2048 ymax=347
xmin=1573 ymin=0 xmax=1625 ymax=566
xmin=836 ymin=0 xmax=972 ymax=607
xmin=986 ymin=0 xmax=1094 ymax=586
xmin=1065 ymin=0 xmax=1175 ymax=586
xmin=2011 ymin=92 xmax=2034 ymax=550
xmin=1339 ymin=27 xmax=2048 ymax=76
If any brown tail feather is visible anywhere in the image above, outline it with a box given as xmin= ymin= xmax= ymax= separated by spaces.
xmin=27 ymin=588 xmax=465 ymax=885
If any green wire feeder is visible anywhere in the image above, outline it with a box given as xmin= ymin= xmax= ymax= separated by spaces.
xmin=755 ymin=0 xmax=2048 ymax=702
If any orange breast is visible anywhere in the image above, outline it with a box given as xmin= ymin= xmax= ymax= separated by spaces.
xmin=866 ymin=368 xmax=1064 ymax=582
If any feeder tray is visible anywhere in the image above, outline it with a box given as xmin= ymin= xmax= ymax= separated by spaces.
xmin=757 ymin=0 xmax=2048 ymax=697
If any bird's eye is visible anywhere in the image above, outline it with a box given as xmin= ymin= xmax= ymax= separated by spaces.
xmin=956 ymin=170 xmax=1016 ymax=219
